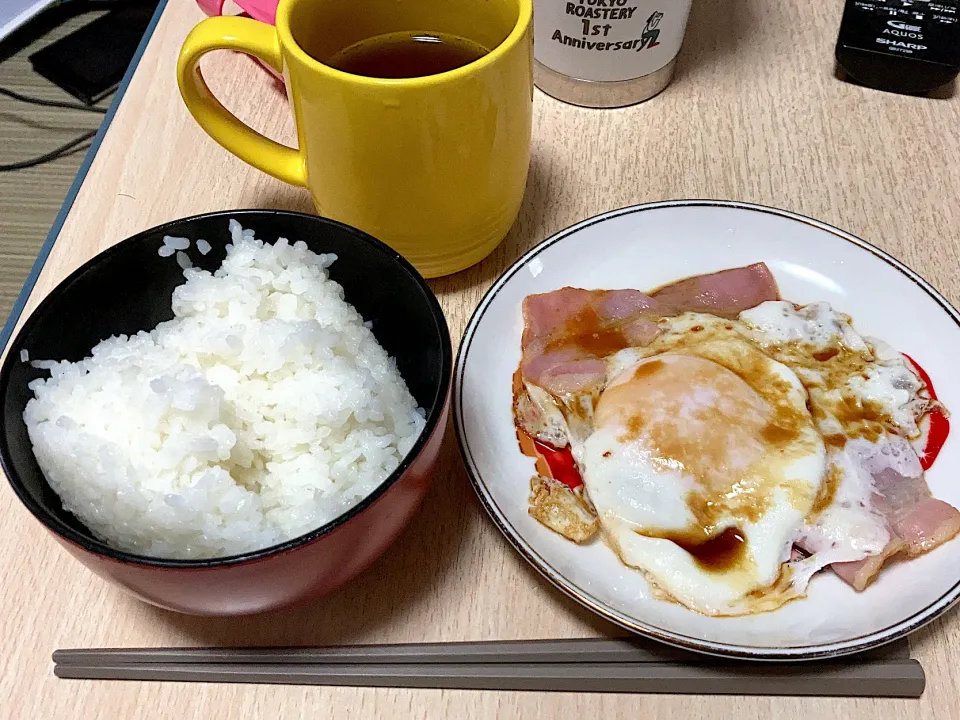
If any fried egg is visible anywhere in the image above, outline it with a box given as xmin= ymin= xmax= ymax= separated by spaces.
xmin=582 ymin=336 xmax=826 ymax=615
xmin=521 ymin=297 xmax=944 ymax=616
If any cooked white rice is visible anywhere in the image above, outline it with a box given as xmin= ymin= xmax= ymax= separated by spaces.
xmin=23 ymin=221 xmax=426 ymax=559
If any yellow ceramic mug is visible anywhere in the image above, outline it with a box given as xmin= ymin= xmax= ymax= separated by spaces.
xmin=177 ymin=0 xmax=533 ymax=278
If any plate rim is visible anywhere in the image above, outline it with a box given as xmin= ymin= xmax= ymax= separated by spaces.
xmin=453 ymin=199 xmax=960 ymax=661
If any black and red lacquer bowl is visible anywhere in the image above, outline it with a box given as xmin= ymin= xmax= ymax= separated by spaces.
xmin=0 ymin=210 xmax=452 ymax=616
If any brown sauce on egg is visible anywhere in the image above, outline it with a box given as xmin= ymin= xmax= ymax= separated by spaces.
xmin=819 ymin=394 xmax=886 ymax=443
xmin=631 ymin=358 xmax=664 ymax=379
xmin=639 ymin=527 xmax=748 ymax=573
xmin=760 ymin=421 xmax=799 ymax=445
xmin=833 ymin=395 xmax=885 ymax=428
xmin=689 ymin=487 xmax=765 ymax=526
xmin=810 ymin=464 xmax=842 ymax=515
xmin=624 ymin=415 xmax=644 ymax=439
xmin=823 ymin=433 xmax=847 ymax=448
xmin=750 ymin=340 xmax=901 ymax=444
xmin=606 ymin=347 xmax=818 ymax=531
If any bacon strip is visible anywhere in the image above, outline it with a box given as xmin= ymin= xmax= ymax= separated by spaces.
xmin=520 ymin=290 xmax=659 ymax=395
xmin=519 ymin=263 xmax=779 ymax=396
xmin=829 ymin=465 xmax=960 ymax=590
xmin=650 ymin=262 xmax=779 ymax=319
xmin=831 ymin=539 xmax=906 ymax=591
xmin=895 ymin=498 xmax=960 ymax=554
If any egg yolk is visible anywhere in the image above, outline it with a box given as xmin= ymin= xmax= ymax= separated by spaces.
xmin=597 ymin=353 xmax=815 ymax=534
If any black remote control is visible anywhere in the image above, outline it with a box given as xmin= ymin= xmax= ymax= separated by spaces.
xmin=836 ymin=0 xmax=960 ymax=95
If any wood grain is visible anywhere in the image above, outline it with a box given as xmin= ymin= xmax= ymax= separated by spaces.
xmin=3 ymin=0 xmax=960 ymax=717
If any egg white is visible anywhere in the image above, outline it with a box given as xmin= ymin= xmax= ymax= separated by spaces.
xmin=739 ymin=302 xmax=935 ymax=582
xmin=581 ymin=343 xmax=826 ymax=616
xmin=524 ymin=300 xmax=934 ymax=615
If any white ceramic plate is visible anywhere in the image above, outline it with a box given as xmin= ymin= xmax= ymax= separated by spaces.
xmin=454 ymin=200 xmax=960 ymax=660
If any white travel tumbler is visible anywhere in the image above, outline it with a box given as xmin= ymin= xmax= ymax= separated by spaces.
xmin=534 ymin=0 xmax=695 ymax=108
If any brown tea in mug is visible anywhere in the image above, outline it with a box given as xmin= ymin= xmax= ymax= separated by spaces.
xmin=326 ymin=31 xmax=489 ymax=79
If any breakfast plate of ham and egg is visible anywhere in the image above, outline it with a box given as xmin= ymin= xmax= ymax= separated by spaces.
xmin=454 ymin=201 xmax=960 ymax=659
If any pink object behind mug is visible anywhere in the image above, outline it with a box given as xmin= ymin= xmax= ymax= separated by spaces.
xmin=197 ymin=0 xmax=277 ymax=24
xmin=195 ymin=0 xmax=284 ymax=84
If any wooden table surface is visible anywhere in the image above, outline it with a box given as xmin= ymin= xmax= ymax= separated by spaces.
xmin=4 ymin=0 xmax=960 ymax=717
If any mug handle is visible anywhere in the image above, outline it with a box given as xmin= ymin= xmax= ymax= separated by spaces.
xmin=176 ymin=16 xmax=307 ymax=187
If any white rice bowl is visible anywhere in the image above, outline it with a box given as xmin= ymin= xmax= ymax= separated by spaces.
xmin=23 ymin=221 xmax=427 ymax=560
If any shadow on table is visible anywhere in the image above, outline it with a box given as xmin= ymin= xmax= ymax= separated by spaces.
xmin=673 ymin=0 xmax=757 ymax=84
xmin=429 ymin=151 xmax=557 ymax=301
xmin=148 ymin=417 xmax=479 ymax=647
xmin=928 ymin=80 xmax=957 ymax=100
xmin=833 ymin=65 xmax=957 ymax=100
xmin=147 ymin=418 xmax=628 ymax=648
xmin=512 ymin=549 xmax=631 ymax=640
xmin=250 ymin=150 xmax=558 ymax=304
xmin=243 ymin=184 xmax=313 ymax=214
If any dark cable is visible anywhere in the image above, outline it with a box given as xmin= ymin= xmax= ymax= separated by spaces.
xmin=0 ymin=87 xmax=107 ymax=113
xmin=0 ymin=129 xmax=97 ymax=172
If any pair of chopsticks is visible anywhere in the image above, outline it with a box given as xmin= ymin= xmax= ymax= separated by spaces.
xmin=53 ymin=637 xmax=925 ymax=697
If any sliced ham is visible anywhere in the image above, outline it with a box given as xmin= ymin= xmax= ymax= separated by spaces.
xmin=521 ymin=288 xmax=658 ymax=345
xmin=651 ymin=262 xmax=779 ymax=319
xmin=536 ymin=357 xmax=608 ymax=395
xmin=894 ymin=498 xmax=960 ymax=555
xmin=872 ymin=465 xmax=960 ymax=555
xmin=519 ymin=263 xmax=779 ymax=396
xmin=622 ymin=317 xmax=661 ymax=345
xmin=824 ymin=447 xmax=960 ymax=591
xmin=520 ymin=289 xmax=661 ymax=395
xmin=596 ymin=289 xmax=660 ymax=321
xmin=831 ymin=539 xmax=906 ymax=591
